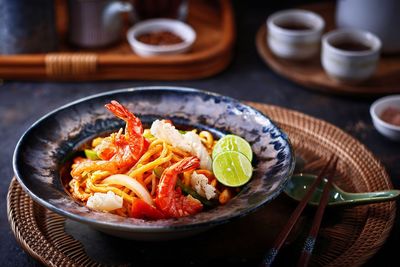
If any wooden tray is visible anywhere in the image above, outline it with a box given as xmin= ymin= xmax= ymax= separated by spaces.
xmin=256 ymin=2 xmax=400 ymax=96
xmin=7 ymin=102 xmax=395 ymax=267
xmin=0 ymin=0 xmax=235 ymax=81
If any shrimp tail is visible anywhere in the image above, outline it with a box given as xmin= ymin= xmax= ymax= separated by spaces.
xmin=105 ymin=100 xmax=131 ymax=121
xmin=105 ymin=100 xmax=143 ymax=135
xmin=171 ymin=156 xmax=200 ymax=174
xmin=105 ymin=100 xmax=145 ymax=161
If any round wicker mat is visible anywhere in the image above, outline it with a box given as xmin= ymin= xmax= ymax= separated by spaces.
xmin=7 ymin=103 xmax=395 ymax=267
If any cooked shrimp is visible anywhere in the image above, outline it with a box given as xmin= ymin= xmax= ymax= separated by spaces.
xmin=104 ymin=100 xmax=146 ymax=161
xmin=155 ymin=156 xmax=203 ymax=218
xmin=71 ymin=101 xmax=146 ymax=180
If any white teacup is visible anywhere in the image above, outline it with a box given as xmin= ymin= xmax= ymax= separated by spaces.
xmin=267 ymin=9 xmax=325 ymax=60
xmin=321 ymin=29 xmax=381 ymax=83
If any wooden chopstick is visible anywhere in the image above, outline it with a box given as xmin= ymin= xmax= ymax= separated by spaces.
xmin=260 ymin=154 xmax=336 ymax=267
xmin=297 ymin=157 xmax=338 ymax=267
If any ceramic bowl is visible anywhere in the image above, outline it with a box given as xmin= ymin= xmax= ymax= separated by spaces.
xmin=370 ymin=95 xmax=400 ymax=141
xmin=13 ymin=87 xmax=294 ymax=240
xmin=266 ymin=9 xmax=325 ymax=60
xmin=127 ymin=19 xmax=196 ymax=56
xmin=321 ymin=29 xmax=381 ymax=83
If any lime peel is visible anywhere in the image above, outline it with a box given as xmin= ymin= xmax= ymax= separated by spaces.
xmin=212 ymin=151 xmax=253 ymax=187
xmin=212 ymin=134 xmax=253 ymax=161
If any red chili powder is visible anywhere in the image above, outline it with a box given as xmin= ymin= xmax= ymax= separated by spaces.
xmin=137 ymin=31 xmax=184 ymax=45
xmin=380 ymin=106 xmax=400 ymax=126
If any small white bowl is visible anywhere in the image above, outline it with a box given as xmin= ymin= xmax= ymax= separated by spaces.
xmin=266 ymin=9 xmax=325 ymax=60
xmin=322 ymin=29 xmax=381 ymax=83
xmin=127 ymin=19 xmax=196 ymax=56
xmin=370 ymin=95 xmax=400 ymax=141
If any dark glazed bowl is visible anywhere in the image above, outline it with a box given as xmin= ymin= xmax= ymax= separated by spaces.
xmin=13 ymin=87 xmax=295 ymax=240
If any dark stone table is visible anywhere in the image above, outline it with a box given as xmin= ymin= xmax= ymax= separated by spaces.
xmin=0 ymin=1 xmax=399 ymax=266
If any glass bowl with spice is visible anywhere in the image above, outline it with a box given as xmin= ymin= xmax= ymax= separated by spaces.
xmin=370 ymin=95 xmax=400 ymax=141
xmin=127 ymin=18 xmax=196 ymax=56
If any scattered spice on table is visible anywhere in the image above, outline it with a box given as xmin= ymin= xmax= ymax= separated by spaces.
xmin=380 ymin=106 xmax=400 ymax=126
xmin=137 ymin=31 xmax=184 ymax=45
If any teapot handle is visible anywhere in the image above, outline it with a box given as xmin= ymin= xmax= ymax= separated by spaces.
xmin=103 ymin=1 xmax=136 ymax=28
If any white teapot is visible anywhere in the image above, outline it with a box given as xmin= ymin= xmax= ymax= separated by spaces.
xmin=336 ymin=0 xmax=400 ymax=54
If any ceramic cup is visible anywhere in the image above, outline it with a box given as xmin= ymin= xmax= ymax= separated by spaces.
xmin=266 ymin=9 xmax=325 ymax=60
xmin=321 ymin=29 xmax=381 ymax=83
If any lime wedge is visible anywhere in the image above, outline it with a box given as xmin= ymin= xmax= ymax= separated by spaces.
xmin=212 ymin=134 xmax=253 ymax=161
xmin=212 ymin=151 xmax=253 ymax=187
xmin=84 ymin=149 xmax=100 ymax=160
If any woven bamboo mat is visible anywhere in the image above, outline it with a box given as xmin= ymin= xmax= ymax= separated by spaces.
xmin=7 ymin=103 xmax=395 ymax=267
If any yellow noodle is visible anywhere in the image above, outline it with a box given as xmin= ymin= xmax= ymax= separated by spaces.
xmin=69 ymin=128 xmax=227 ymax=218
xmin=127 ymin=141 xmax=171 ymax=178
xmin=92 ymin=137 xmax=104 ymax=147
xmin=183 ymin=171 xmax=192 ymax=186
xmin=70 ymin=179 xmax=91 ymax=201
xmin=123 ymin=187 xmax=131 ymax=194
xmin=128 ymin=152 xmax=172 ymax=178
xmin=149 ymin=139 xmax=165 ymax=148
xmin=172 ymin=154 xmax=184 ymax=162
xmin=167 ymin=145 xmax=190 ymax=157
xmin=136 ymin=145 xmax=163 ymax=165
xmin=199 ymin=131 xmax=214 ymax=149
xmin=151 ymin=174 xmax=157 ymax=196
xmin=86 ymin=171 xmax=135 ymax=203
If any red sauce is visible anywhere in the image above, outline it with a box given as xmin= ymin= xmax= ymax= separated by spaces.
xmin=380 ymin=106 xmax=400 ymax=126
xmin=137 ymin=31 xmax=183 ymax=45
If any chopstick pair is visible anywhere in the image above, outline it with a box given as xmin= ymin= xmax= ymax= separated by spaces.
xmin=260 ymin=155 xmax=339 ymax=267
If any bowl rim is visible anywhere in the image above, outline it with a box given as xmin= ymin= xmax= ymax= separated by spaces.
xmin=370 ymin=94 xmax=400 ymax=131
xmin=13 ymin=86 xmax=295 ymax=232
xmin=322 ymin=28 xmax=382 ymax=57
xmin=126 ymin=19 xmax=196 ymax=53
xmin=267 ymin=9 xmax=325 ymax=37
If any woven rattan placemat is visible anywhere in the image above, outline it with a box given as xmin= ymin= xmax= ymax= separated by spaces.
xmin=7 ymin=103 xmax=395 ymax=267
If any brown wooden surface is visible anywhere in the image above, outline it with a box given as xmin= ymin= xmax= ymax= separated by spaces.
xmin=0 ymin=0 xmax=235 ymax=81
xmin=255 ymin=2 xmax=400 ymax=96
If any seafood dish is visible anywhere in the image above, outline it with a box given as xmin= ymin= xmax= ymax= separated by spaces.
xmin=69 ymin=100 xmax=254 ymax=220
xmin=14 ymin=87 xmax=294 ymax=239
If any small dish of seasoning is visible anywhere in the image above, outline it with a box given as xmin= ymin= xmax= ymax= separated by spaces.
xmin=370 ymin=95 xmax=400 ymax=141
xmin=127 ymin=19 xmax=196 ymax=56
